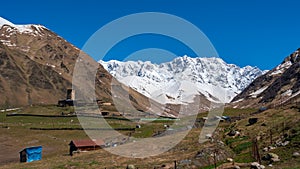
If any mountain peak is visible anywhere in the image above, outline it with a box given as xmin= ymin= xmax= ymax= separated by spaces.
xmin=0 ymin=17 xmax=14 ymax=27
xmin=0 ymin=16 xmax=46 ymax=34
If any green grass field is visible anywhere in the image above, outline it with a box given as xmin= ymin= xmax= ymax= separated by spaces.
xmin=0 ymin=105 xmax=299 ymax=168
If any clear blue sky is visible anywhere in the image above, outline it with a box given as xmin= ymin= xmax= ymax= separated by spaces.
xmin=1 ymin=0 xmax=299 ymax=70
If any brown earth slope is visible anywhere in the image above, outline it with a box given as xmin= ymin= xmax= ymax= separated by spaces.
xmin=0 ymin=21 xmax=159 ymax=114
xmin=231 ymin=48 xmax=300 ymax=108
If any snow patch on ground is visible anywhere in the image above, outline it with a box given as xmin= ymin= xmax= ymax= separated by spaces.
xmin=249 ymin=86 xmax=268 ymax=98
xmin=290 ymin=90 xmax=300 ymax=99
xmin=270 ymin=61 xmax=292 ymax=76
xmin=270 ymin=70 xmax=283 ymax=76
xmin=232 ymin=98 xmax=244 ymax=103
xmin=282 ymin=89 xmax=293 ymax=97
xmin=45 ymin=63 xmax=56 ymax=68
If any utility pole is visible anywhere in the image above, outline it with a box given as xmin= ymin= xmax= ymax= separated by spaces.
xmin=252 ymin=137 xmax=261 ymax=164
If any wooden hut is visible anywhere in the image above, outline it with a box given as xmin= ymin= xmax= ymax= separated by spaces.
xmin=69 ymin=139 xmax=105 ymax=156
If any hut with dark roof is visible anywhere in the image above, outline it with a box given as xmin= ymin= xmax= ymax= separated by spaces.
xmin=69 ymin=139 xmax=104 ymax=156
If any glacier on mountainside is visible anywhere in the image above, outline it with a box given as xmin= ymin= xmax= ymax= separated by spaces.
xmin=100 ymin=56 xmax=266 ymax=104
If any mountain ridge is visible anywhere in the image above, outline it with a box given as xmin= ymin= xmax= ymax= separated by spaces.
xmin=100 ymin=56 xmax=266 ymax=105
xmin=231 ymin=48 xmax=300 ymax=108
xmin=0 ymin=17 xmax=159 ymax=116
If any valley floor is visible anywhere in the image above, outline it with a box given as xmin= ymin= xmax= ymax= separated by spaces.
xmin=0 ymin=105 xmax=299 ymax=168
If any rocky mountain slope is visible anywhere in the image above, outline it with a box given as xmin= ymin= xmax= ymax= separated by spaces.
xmin=231 ymin=48 xmax=300 ymax=108
xmin=0 ymin=17 xmax=77 ymax=106
xmin=0 ymin=17 xmax=154 ymax=113
xmin=100 ymin=56 xmax=265 ymax=104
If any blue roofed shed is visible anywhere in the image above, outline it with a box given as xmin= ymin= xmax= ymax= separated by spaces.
xmin=19 ymin=146 xmax=42 ymax=162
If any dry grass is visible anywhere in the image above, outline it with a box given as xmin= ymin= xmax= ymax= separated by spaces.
xmin=0 ymin=105 xmax=300 ymax=168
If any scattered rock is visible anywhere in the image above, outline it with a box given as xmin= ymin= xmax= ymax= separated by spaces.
xmin=227 ymin=158 xmax=233 ymax=162
xmin=263 ymin=146 xmax=276 ymax=152
xmin=268 ymin=146 xmax=276 ymax=150
xmin=234 ymin=166 xmax=240 ymax=169
xmin=281 ymin=140 xmax=290 ymax=146
xmin=271 ymin=157 xmax=280 ymax=162
xmin=250 ymin=162 xmax=265 ymax=169
xmin=228 ymin=130 xmax=237 ymax=136
xmin=276 ymin=140 xmax=290 ymax=147
xmin=160 ymin=163 xmax=174 ymax=169
xmin=195 ymin=151 xmax=205 ymax=158
xmin=126 ymin=164 xmax=135 ymax=169
xmin=256 ymin=136 xmax=262 ymax=141
xmin=250 ymin=162 xmax=259 ymax=167
xmin=217 ymin=140 xmax=225 ymax=145
xmin=205 ymin=134 xmax=212 ymax=139
xmin=269 ymin=153 xmax=279 ymax=159
xmin=227 ymin=130 xmax=241 ymax=137
xmin=263 ymin=147 xmax=269 ymax=152
xmin=293 ymin=152 xmax=300 ymax=157
xmin=263 ymin=153 xmax=280 ymax=162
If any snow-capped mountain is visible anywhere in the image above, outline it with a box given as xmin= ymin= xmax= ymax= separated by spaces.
xmin=0 ymin=17 xmax=47 ymax=36
xmin=100 ymin=56 xmax=266 ymax=104
xmin=0 ymin=16 xmax=154 ymax=113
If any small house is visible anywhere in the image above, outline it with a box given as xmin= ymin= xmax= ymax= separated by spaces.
xmin=19 ymin=146 xmax=42 ymax=163
xmin=69 ymin=139 xmax=105 ymax=156
xmin=57 ymin=89 xmax=76 ymax=107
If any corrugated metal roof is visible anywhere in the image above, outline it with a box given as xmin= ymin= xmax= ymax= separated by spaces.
xmin=19 ymin=146 xmax=42 ymax=153
xmin=70 ymin=139 xmax=104 ymax=147
xmin=19 ymin=146 xmax=42 ymax=162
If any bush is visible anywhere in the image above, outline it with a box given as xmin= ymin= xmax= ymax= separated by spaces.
xmin=233 ymin=141 xmax=252 ymax=154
